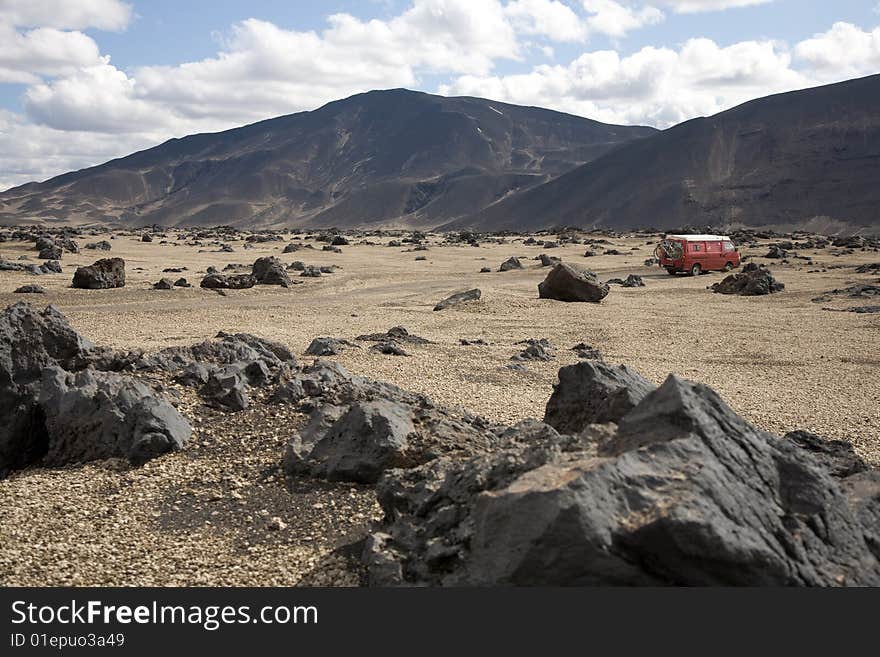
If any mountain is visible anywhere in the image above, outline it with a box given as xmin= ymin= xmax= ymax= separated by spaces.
xmin=0 ymin=89 xmax=655 ymax=228
xmin=451 ymin=74 xmax=880 ymax=234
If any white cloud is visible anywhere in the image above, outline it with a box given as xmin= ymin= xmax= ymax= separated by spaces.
xmin=0 ymin=24 xmax=105 ymax=84
xmin=328 ymin=0 xmax=521 ymax=75
xmin=8 ymin=0 xmax=677 ymax=140
xmin=441 ymin=36 xmax=809 ymax=127
xmin=127 ymin=18 xmax=418 ymax=125
xmin=0 ymin=0 xmax=132 ymax=31
xmin=24 ymin=63 xmax=175 ymax=133
xmin=0 ymin=109 xmax=157 ymax=190
xmin=0 ymin=0 xmax=128 ymax=87
xmin=505 ymin=0 xmax=589 ymax=42
xmin=794 ymin=22 xmax=880 ymax=81
xmin=583 ymin=1 xmax=665 ymax=38
xmin=21 ymin=1 xmax=526 ymax=136
xmin=657 ymin=0 xmax=774 ymax=12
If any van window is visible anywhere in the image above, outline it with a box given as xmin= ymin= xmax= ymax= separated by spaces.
xmin=691 ymin=243 xmax=701 ymax=252
xmin=723 ymin=242 xmax=735 ymax=251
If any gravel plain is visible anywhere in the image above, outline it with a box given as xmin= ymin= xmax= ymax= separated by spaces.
xmin=0 ymin=231 xmax=878 ymax=585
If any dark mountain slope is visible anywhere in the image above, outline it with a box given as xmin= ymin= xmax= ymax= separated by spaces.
xmin=0 ymin=89 xmax=655 ymax=228
xmin=452 ymin=74 xmax=880 ymax=233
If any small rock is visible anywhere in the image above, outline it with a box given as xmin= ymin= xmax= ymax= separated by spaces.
xmin=606 ymin=274 xmax=645 ymax=288
xmin=434 ymin=288 xmax=481 ymax=311
xmin=306 ymin=337 xmax=357 ymax=356
xmin=370 ymin=342 xmax=409 ymax=356
xmin=571 ymin=343 xmax=603 ymax=359
xmin=14 ymin=285 xmax=45 ymax=294
xmin=499 ymin=257 xmax=523 ymax=272
xmin=512 ymin=338 xmax=554 ymax=362
xmin=267 ymin=516 xmax=287 ymax=531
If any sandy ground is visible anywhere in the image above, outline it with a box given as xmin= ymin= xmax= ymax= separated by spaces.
xmin=0 ymin=231 xmax=878 ymax=585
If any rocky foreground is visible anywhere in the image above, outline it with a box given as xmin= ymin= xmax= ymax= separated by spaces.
xmin=2 ymin=301 xmax=879 ymax=586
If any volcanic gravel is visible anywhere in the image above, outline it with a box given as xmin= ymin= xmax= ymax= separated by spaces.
xmin=0 ymin=231 xmax=877 ymax=585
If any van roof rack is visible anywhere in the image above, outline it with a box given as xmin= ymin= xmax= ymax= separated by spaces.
xmin=666 ymin=234 xmax=730 ymax=241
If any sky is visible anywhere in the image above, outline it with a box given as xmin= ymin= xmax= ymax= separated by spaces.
xmin=0 ymin=0 xmax=879 ymax=191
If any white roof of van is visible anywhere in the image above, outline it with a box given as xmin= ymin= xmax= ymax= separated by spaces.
xmin=666 ymin=234 xmax=731 ymax=241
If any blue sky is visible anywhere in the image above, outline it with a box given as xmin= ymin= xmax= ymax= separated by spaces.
xmin=1 ymin=0 xmax=879 ymax=189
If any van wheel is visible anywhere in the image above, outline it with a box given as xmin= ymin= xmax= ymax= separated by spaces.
xmin=690 ymin=264 xmax=702 ymax=276
xmin=666 ymin=268 xmax=677 ymax=276
xmin=724 ymin=262 xmax=734 ymax=272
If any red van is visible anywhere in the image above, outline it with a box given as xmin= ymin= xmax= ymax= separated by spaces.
xmin=655 ymin=235 xmax=740 ymax=276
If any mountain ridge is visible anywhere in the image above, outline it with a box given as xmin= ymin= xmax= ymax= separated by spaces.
xmin=450 ymin=74 xmax=880 ymax=234
xmin=0 ymin=88 xmax=656 ymax=228
xmin=4 ymin=76 xmax=880 ymax=234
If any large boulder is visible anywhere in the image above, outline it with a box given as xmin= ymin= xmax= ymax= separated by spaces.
xmin=0 ymin=302 xmax=190 ymax=477
xmin=200 ymin=365 xmax=250 ymax=411
xmin=72 ymin=258 xmax=125 ymax=289
xmin=251 ymin=257 xmax=291 ymax=287
xmin=543 ymin=360 xmax=655 ymax=434
xmin=538 ymin=263 xmax=609 ymax=302
xmin=363 ymin=373 xmax=880 ymax=586
xmin=711 ymin=263 xmax=784 ymax=296
xmin=280 ymin=363 xmax=504 ymax=484
xmin=0 ymin=303 xmax=97 ymax=476
xmin=609 ymin=374 xmax=773 ymax=456
xmin=39 ymin=367 xmax=190 ymax=466
xmin=284 ymin=401 xmax=415 ymax=484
